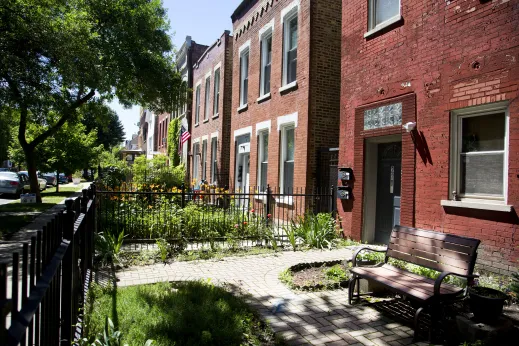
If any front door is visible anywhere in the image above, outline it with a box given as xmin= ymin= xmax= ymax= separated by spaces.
xmin=374 ymin=142 xmax=402 ymax=244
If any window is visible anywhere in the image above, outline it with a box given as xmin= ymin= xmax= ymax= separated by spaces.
xmin=368 ymin=0 xmax=400 ymax=31
xmin=192 ymin=143 xmax=200 ymax=182
xmin=213 ymin=69 xmax=220 ymax=115
xmin=204 ymin=77 xmax=211 ymax=121
xmin=280 ymin=126 xmax=295 ymax=193
xmin=211 ymin=137 xmax=218 ymax=183
xmin=283 ymin=10 xmax=298 ymax=86
xmin=450 ymin=103 xmax=508 ymax=202
xmin=195 ymin=84 xmax=201 ymax=124
xmin=257 ymin=131 xmax=269 ymax=192
xmin=240 ymin=48 xmax=249 ymax=106
xmin=260 ymin=33 xmax=272 ymax=96
xmin=201 ymin=140 xmax=207 ymax=181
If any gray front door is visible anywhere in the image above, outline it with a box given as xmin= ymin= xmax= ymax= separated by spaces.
xmin=374 ymin=142 xmax=402 ymax=244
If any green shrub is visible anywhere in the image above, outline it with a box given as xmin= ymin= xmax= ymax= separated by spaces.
xmin=290 ymin=213 xmax=339 ymax=249
xmin=325 ymin=265 xmax=349 ymax=282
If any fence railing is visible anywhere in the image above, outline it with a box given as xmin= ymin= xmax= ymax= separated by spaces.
xmin=0 ymin=186 xmax=96 ymax=346
xmin=96 ymin=185 xmax=336 ymax=248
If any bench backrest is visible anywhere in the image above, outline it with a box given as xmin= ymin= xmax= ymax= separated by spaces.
xmin=387 ymin=225 xmax=480 ymax=276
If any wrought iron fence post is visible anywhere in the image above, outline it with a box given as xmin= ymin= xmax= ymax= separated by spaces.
xmin=181 ymin=183 xmax=185 ymax=208
xmin=331 ymin=185 xmax=337 ymax=218
xmin=266 ymin=185 xmax=271 ymax=227
xmin=61 ymin=199 xmax=75 ymax=346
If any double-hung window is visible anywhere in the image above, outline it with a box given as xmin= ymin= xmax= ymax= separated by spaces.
xmin=213 ymin=69 xmax=220 ymax=116
xmin=283 ymin=10 xmax=298 ymax=86
xmin=195 ymin=84 xmax=201 ymax=124
xmin=201 ymin=140 xmax=207 ymax=181
xmin=260 ymin=32 xmax=272 ymax=96
xmin=450 ymin=103 xmax=508 ymax=203
xmin=211 ymin=137 xmax=218 ymax=183
xmin=280 ymin=126 xmax=295 ymax=193
xmin=368 ymin=0 xmax=400 ymax=32
xmin=192 ymin=143 xmax=200 ymax=182
xmin=240 ymin=48 xmax=249 ymax=106
xmin=204 ymin=77 xmax=211 ymax=121
xmin=257 ymin=131 xmax=269 ymax=192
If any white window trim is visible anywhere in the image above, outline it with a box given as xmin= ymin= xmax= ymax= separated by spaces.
xmin=277 ymin=112 xmax=298 ymax=131
xmin=444 ymin=101 xmax=510 ymax=208
xmin=210 ymin=137 xmax=218 ymax=184
xmin=201 ymin=135 xmax=209 ymax=142
xmin=234 ymin=126 xmax=253 ymax=139
xmin=364 ymin=0 xmax=402 ymax=38
xmin=259 ymin=26 xmax=273 ymax=97
xmin=205 ymin=70 xmax=212 ymax=79
xmin=194 ymin=82 xmax=202 ymax=125
xmin=238 ymin=39 xmax=251 ymax=55
xmin=213 ymin=67 xmax=221 ymax=117
xmin=257 ymin=130 xmax=269 ymax=191
xmin=201 ymin=139 xmax=208 ymax=180
xmin=213 ymin=62 xmax=222 ymax=72
xmin=279 ymin=124 xmax=295 ymax=195
xmin=210 ymin=131 xmax=219 ymax=139
xmin=192 ymin=137 xmax=200 ymax=144
xmin=258 ymin=18 xmax=275 ymax=39
xmin=204 ymin=76 xmax=211 ymax=121
xmin=256 ymin=120 xmax=271 ymax=134
xmin=239 ymin=47 xmax=250 ymax=107
xmin=281 ymin=1 xmax=299 ymax=87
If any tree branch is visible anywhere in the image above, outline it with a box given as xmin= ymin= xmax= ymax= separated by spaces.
xmin=29 ymin=89 xmax=96 ymax=149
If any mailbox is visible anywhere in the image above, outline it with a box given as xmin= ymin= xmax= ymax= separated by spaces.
xmin=337 ymin=186 xmax=352 ymax=200
xmin=338 ymin=167 xmax=353 ymax=181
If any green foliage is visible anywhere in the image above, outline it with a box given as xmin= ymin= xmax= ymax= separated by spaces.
xmin=84 ymin=281 xmax=282 ymax=346
xmin=95 ymin=230 xmax=125 ymax=265
xmin=167 ymin=118 xmax=181 ymax=166
xmin=279 ymin=269 xmax=294 ymax=287
xmin=356 ymin=250 xmax=385 ymax=263
xmin=155 ymin=238 xmax=169 ymax=264
xmin=325 ymin=265 xmax=349 ymax=282
xmin=511 ymin=271 xmax=519 ymax=296
xmin=75 ymin=316 xmax=154 ymax=346
xmin=132 ymin=155 xmax=184 ymax=189
xmin=0 ymin=108 xmax=15 ymax=165
xmin=81 ymin=102 xmax=125 ymax=150
xmin=290 ymin=213 xmax=339 ymax=249
xmin=284 ymin=226 xmax=299 ymax=251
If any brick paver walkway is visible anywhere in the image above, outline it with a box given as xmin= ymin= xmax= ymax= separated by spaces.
xmin=116 ymin=248 xmax=429 ymax=346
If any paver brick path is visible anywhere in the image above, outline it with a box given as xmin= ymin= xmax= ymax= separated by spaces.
xmin=116 ymin=248 xmax=431 ymax=346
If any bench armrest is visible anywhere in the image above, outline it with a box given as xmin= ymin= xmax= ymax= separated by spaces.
xmin=352 ymin=247 xmax=386 ymax=267
xmin=434 ymin=272 xmax=479 ymax=296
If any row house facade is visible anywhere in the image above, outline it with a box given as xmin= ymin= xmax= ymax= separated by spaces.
xmin=229 ymin=0 xmax=342 ymax=196
xmin=190 ymin=31 xmax=233 ymax=187
xmin=338 ymin=0 xmax=519 ymax=274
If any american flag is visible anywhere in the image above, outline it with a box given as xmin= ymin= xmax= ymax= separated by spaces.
xmin=179 ymin=125 xmax=191 ymax=153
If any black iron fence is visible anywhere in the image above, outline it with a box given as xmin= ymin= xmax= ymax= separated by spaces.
xmin=97 ymin=185 xmax=336 ymax=248
xmin=0 ymin=186 xmax=95 ymax=345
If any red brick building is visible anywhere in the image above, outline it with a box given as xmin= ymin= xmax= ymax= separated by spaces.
xmin=229 ymin=0 xmax=342 ymax=196
xmin=338 ymin=0 xmax=519 ymax=274
xmin=190 ymin=31 xmax=233 ymax=187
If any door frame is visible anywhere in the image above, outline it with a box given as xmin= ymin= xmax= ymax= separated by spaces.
xmin=362 ymin=134 xmax=401 ymax=243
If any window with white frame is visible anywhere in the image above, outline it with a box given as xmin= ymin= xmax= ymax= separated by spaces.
xmin=204 ymin=76 xmax=211 ymax=121
xmin=213 ymin=68 xmax=220 ymax=115
xmin=260 ymin=32 xmax=272 ymax=96
xmin=450 ymin=103 xmax=508 ymax=202
xmin=283 ymin=9 xmax=298 ymax=86
xmin=201 ymin=139 xmax=207 ymax=181
xmin=195 ymin=84 xmax=201 ymax=124
xmin=211 ymin=137 xmax=218 ymax=183
xmin=368 ymin=0 xmax=400 ymax=31
xmin=280 ymin=126 xmax=295 ymax=193
xmin=192 ymin=143 xmax=200 ymax=182
xmin=257 ymin=131 xmax=269 ymax=192
xmin=240 ymin=48 xmax=249 ymax=106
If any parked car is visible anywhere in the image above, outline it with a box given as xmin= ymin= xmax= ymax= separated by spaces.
xmin=19 ymin=171 xmax=47 ymax=191
xmin=0 ymin=172 xmax=27 ymax=197
xmin=41 ymin=173 xmax=57 ymax=186
xmin=58 ymin=173 xmax=68 ymax=184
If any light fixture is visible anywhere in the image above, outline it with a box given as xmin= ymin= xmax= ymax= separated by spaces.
xmin=403 ymin=122 xmax=417 ymax=132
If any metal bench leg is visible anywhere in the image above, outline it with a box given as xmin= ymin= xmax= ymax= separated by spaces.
xmin=413 ymin=307 xmax=424 ymax=342
xmin=348 ymin=277 xmax=355 ymax=304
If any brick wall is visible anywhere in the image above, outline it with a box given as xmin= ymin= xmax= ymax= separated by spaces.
xmin=339 ymin=0 xmax=519 ymax=274
xmin=190 ymin=32 xmax=233 ymax=187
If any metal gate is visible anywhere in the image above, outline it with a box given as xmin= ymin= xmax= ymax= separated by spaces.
xmin=316 ymin=148 xmax=339 ymax=213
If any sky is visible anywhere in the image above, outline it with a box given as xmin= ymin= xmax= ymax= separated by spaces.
xmin=111 ymin=0 xmax=243 ymax=140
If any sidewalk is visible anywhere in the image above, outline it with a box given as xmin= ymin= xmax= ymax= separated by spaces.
xmin=115 ymin=248 xmax=429 ymax=346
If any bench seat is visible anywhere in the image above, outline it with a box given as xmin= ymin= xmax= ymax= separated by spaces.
xmin=350 ymin=264 xmax=463 ymax=302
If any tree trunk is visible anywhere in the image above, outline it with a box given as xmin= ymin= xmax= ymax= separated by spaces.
xmin=55 ymin=172 xmax=60 ymax=193
xmin=23 ymin=146 xmax=42 ymax=203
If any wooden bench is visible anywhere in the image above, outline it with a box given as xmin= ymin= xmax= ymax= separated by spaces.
xmin=348 ymin=225 xmax=480 ymax=339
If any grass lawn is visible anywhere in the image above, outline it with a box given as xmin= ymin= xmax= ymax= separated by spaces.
xmin=84 ymin=281 xmax=284 ymax=346
xmin=0 ymin=185 xmax=85 ymax=238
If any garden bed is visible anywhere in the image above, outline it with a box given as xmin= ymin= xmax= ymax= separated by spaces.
xmin=279 ymin=260 xmax=351 ymax=291
xmin=83 ymin=281 xmax=284 ymax=346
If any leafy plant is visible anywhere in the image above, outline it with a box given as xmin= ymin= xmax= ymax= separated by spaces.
xmin=357 ymin=251 xmax=385 ymax=262
xmin=290 ymin=213 xmax=339 ymax=249
xmin=265 ymin=227 xmax=279 ymax=251
xmin=155 ymin=238 xmax=169 ymax=263
xmin=324 ymin=265 xmax=349 ymax=282
xmin=284 ymin=226 xmax=299 ymax=251
xmin=95 ymin=230 xmax=125 ymax=265
xmin=75 ymin=317 xmax=154 ymax=346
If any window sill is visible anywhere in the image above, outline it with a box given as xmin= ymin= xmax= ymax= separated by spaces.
xmin=237 ymin=104 xmax=248 ymax=113
xmin=440 ymin=200 xmax=512 ymax=212
xmin=257 ymin=93 xmax=271 ymax=103
xmin=194 ymin=123 xmax=199 ymax=127
xmin=212 ymin=113 xmax=219 ymax=119
xmin=364 ymin=15 xmax=403 ymax=39
xmin=279 ymin=81 xmax=298 ymax=94
xmin=203 ymin=119 xmax=209 ymax=124
xmin=276 ymin=196 xmax=293 ymax=206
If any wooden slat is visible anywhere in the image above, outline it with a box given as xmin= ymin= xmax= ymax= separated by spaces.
xmin=389 ymin=236 xmax=472 ymax=262
xmin=389 ymin=243 xmax=471 ymax=271
xmin=393 ymin=225 xmax=480 ymax=249
xmin=391 ymin=229 xmax=475 ymax=254
xmin=381 ymin=264 xmax=460 ymax=293
xmin=387 ymin=249 xmax=470 ymax=275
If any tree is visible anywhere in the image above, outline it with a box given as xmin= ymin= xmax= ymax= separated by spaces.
xmin=167 ymin=117 xmax=181 ymax=166
xmin=0 ymin=108 xmax=14 ymax=166
xmin=0 ymin=0 xmax=187 ymax=202
xmin=81 ymin=101 xmax=125 ymax=150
